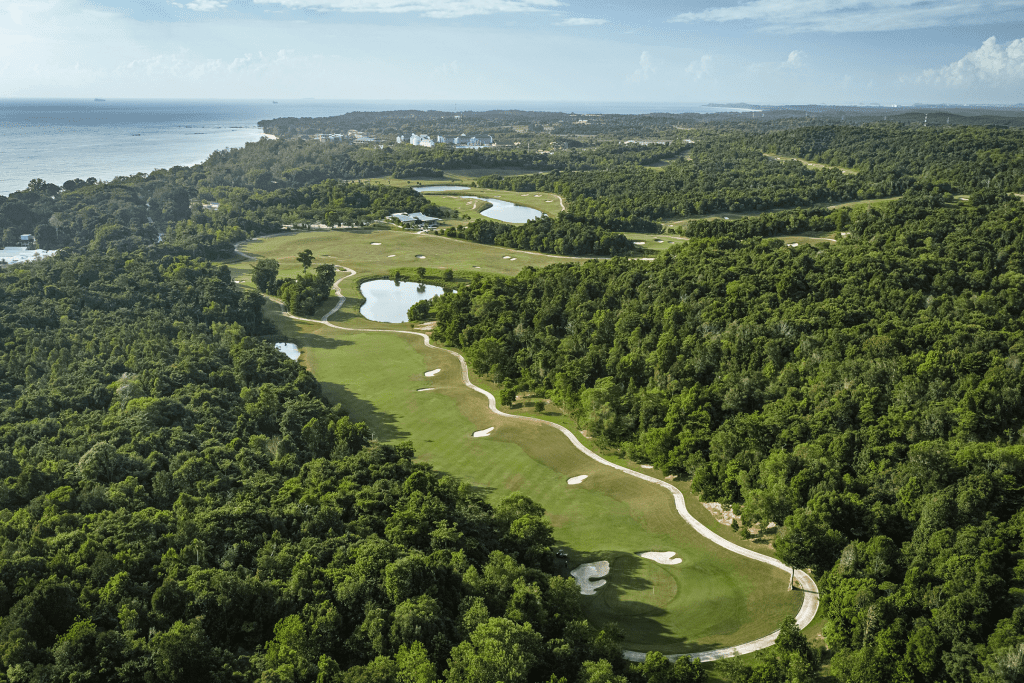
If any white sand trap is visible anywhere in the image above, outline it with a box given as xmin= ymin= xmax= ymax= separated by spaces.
xmin=641 ymin=464 xmax=654 ymax=469
xmin=567 ymin=475 xmax=589 ymax=485
xmin=545 ymin=200 xmax=553 ymax=202
xmin=473 ymin=266 xmax=481 ymax=268
xmin=571 ymin=561 xmax=610 ymax=595
xmin=510 ymin=257 xmax=517 ymax=261
xmin=521 ymin=194 xmax=529 ymax=196
xmin=655 ymin=239 xmax=664 ymax=243
xmin=370 ymin=242 xmax=381 ymax=245
xmin=638 ymin=551 xmax=683 ymax=565
xmin=417 ymin=388 xmax=435 ymax=392
xmin=425 ymin=369 xmax=441 ymax=377
xmin=388 ymin=254 xmax=396 ymax=258
xmin=534 ymin=194 xmax=541 ymax=197
xmin=634 ymin=241 xmax=646 ymax=245
xmin=473 ymin=427 xmax=494 ymax=438
xmin=416 ymin=255 xmax=426 ymax=259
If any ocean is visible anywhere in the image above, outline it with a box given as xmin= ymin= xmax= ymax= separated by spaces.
xmin=0 ymin=99 xmax=740 ymax=196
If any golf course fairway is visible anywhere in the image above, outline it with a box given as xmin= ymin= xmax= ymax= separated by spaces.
xmin=229 ymin=231 xmax=818 ymax=659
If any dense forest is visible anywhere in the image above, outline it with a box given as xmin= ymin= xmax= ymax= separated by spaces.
xmin=755 ymin=124 xmax=1024 ymax=193
xmin=432 ymin=192 xmax=1024 ymax=682
xmin=442 ymin=215 xmax=635 ymax=257
xmin=7 ymin=113 xmax=1024 ymax=681
xmin=0 ymin=248 xmax=722 ymax=682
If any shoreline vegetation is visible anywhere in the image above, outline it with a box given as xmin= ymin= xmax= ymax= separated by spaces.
xmin=2 ymin=106 xmax=1024 ymax=682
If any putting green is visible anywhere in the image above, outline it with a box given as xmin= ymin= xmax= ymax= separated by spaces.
xmin=269 ymin=309 xmax=805 ymax=654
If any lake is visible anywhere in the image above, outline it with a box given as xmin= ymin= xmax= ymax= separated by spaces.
xmin=360 ymin=280 xmax=449 ymax=323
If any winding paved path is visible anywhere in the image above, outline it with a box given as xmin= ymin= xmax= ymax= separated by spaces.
xmin=259 ymin=261 xmax=820 ymax=663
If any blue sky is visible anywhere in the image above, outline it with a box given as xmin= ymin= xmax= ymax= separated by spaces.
xmin=2 ymin=0 xmax=1022 ymax=105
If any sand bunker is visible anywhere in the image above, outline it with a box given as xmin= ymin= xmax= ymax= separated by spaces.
xmin=641 ymin=464 xmax=654 ymax=469
xmin=638 ymin=551 xmax=683 ymax=565
xmin=502 ymin=256 xmax=511 ymax=260
xmin=571 ymin=561 xmax=610 ymax=595
xmin=388 ymin=254 xmax=396 ymax=258
xmin=417 ymin=388 xmax=435 ymax=392
xmin=425 ymin=369 xmax=441 ymax=377
xmin=534 ymin=194 xmax=541 ymax=197
xmin=370 ymin=242 xmax=382 ymax=245
xmin=567 ymin=475 xmax=588 ymax=485
xmin=473 ymin=266 xmax=481 ymax=269
xmin=473 ymin=427 xmax=494 ymax=438
xmin=510 ymin=257 xmax=517 ymax=261
xmin=634 ymin=241 xmax=646 ymax=245
xmin=416 ymin=255 xmax=426 ymax=259
xmin=545 ymin=200 xmax=553 ymax=202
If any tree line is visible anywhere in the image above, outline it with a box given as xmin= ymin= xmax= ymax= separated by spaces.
xmin=442 ymin=215 xmax=635 ymax=257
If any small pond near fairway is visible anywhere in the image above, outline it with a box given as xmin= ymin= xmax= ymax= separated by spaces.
xmin=275 ymin=343 xmax=300 ymax=360
xmin=360 ymin=280 xmax=450 ymax=323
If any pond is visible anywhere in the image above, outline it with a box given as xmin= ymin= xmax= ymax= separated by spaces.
xmin=414 ymin=187 xmax=543 ymax=224
xmin=360 ymin=280 xmax=450 ymax=323
xmin=413 ymin=185 xmax=470 ymax=193
xmin=275 ymin=343 xmax=300 ymax=361
xmin=472 ymin=196 xmax=544 ymax=224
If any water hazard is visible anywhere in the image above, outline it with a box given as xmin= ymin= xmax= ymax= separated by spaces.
xmin=413 ymin=186 xmax=543 ymax=224
xmin=360 ymin=280 xmax=450 ymax=323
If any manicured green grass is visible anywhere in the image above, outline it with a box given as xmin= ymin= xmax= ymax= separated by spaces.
xmin=423 ymin=194 xmax=494 ymax=223
xmin=426 ymin=187 xmax=564 ymax=215
xmin=763 ymin=153 xmax=859 ymax=175
xmin=221 ymin=228 xmax=809 ymax=655
xmin=263 ymin=311 xmax=804 ymax=654
xmin=229 ymin=228 xmax=575 ymax=282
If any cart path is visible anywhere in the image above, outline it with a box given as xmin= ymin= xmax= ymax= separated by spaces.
xmin=280 ymin=268 xmax=819 ymax=663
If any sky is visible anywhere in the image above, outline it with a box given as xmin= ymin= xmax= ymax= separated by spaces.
xmin=1 ymin=0 xmax=1022 ymax=106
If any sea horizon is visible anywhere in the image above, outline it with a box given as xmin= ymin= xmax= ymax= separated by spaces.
xmin=0 ymin=98 xmax=747 ymax=196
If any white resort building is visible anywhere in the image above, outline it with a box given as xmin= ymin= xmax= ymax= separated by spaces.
xmin=390 ymin=212 xmax=440 ymax=228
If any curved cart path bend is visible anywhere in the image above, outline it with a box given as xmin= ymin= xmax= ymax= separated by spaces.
xmin=278 ymin=268 xmax=820 ymax=663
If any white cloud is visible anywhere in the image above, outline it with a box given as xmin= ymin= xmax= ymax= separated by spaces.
xmin=187 ymin=0 xmax=229 ymax=10
xmin=920 ymin=36 xmax=1024 ymax=85
xmin=751 ymin=49 xmax=804 ymax=72
xmin=253 ymin=0 xmax=561 ymax=19
xmin=631 ymin=51 xmax=654 ymax=81
xmin=560 ymin=17 xmax=607 ymax=26
xmin=671 ymin=0 xmax=1023 ymax=33
xmin=118 ymin=49 xmax=294 ymax=79
xmin=685 ymin=55 xmax=712 ymax=80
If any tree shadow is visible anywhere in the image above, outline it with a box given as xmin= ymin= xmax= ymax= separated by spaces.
xmin=318 ymin=381 xmax=410 ymax=442
xmin=574 ymin=551 xmax=695 ymax=651
xmin=421 ymin=469 xmax=496 ymax=501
